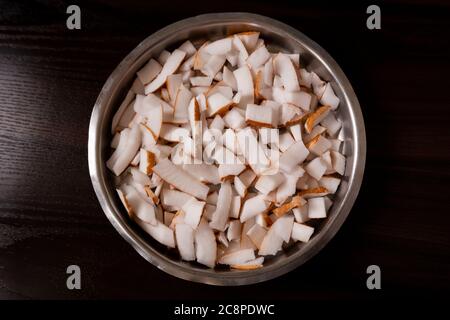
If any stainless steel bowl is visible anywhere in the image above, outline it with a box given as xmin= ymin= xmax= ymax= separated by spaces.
xmin=88 ymin=12 xmax=366 ymax=285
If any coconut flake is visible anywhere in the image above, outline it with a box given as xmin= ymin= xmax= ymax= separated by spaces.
xmin=291 ymin=223 xmax=314 ymax=242
xmin=107 ymin=124 xmax=141 ymax=176
xmin=209 ymin=181 xmax=232 ymax=231
xmin=273 ymin=53 xmax=300 ymax=91
xmin=152 ymin=158 xmax=209 ymax=200
xmin=240 ymin=195 xmax=271 ymax=222
xmin=175 ymin=224 xmax=195 ymax=261
xmin=219 ymin=248 xmax=255 ymax=265
xmin=195 ymin=218 xmax=217 ymax=268
xmin=245 ymin=104 xmax=276 ymax=128
xmin=233 ymin=66 xmax=254 ymax=108
xmin=145 ymin=49 xmax=186 ymax=94
xmin=182 ymin=197 xmax=206 ymax=229
xmin=137 ymin=58 xmax=162 ymax=85
xmin=308 ymin=197 xmax=327 ymax=219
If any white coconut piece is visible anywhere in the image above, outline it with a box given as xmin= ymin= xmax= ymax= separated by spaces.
xmin=209 ymin=181 xmax=232 ymax=231
xmin=179 ymin=54 xmax=195 ymax=72
xmin=182 ymin=197 xmax=206 ymax=229
xmin=161 ymin=188 xmax=193 ymax=211
xmin=202 ymin=54 xmax=227 ymax=78
xmin=245 ymin=104 xmax=275 ymax=128
xmin=137 ymin=58 xmax=162 ymax=85
xmin=130 ymin=166 xmax=151 ymax=186
xmin=233 ymin=66 xmax=254 ymax=108
xmin=166 ymin=74 xmax=183 ymax=102
xmin=255 ymin=173 xmax=285 ymax=195
xmin=237 ymin=31 xmax=260 ymax=52
xmin=207 ymin=84 xmax=233 ymax=100
xmin=226 ymin=196 xmax=240 ymax=220
xmin=278 ymin=140 xmax=309 ymax=173
xmin=233 ymin=176 xmax=247 ymax=198
xmin=263 ymin=57 xmax=274 ymax=87
xmin=159 ymin=124 xmax=190 ymax=143
xmin=320 ymin=113 xmax=342 ymax=136
xmin=311 ymin=72 xmax=326 ymax=98
xmin=175 ymin=223 xmax=195 ymax=261
xmin=240 ymin=195 xmax=270 ymax=222
xmin=223 ymin=108 xmax=246 ymax=130
xmin=222 ymin=66 xmax=237 ymax=91
xmin=195 ymin=218 xmax=217 ymax=268
xmin=206 ymin=92 xmax=233 ymax=117
xmin=291 ymin=223 xmax=314 ymax=243
xmin=111 ymin=90 xmax=135 ymax=134
xmin=130 ymin=150 xmax=140 ymax=166
xmin=272 ymin=214 xmax=294 ymax=242
xmin=190 ymin=76 xmax=213 ymax=87
xmin=182 ymin=163 xmax=220 ymax=184
xmin=277 ymin=132 xmax=295 ymax=152
xmin=308 ymin=197 xmax=327 ymax=219
xmin=259 ymin=128 xmax=279 ymax=146
xmin=247 ymin=45 xmax=270 ymax=70
xmin=230 ymin=257 xmax=264 ymax=270
xmin=319 ymin=176 xmax=341 ymax=194
xmin=136 ymin=218 xmax=175 ymax=248
xmin=209 ymin=115 xmax=225 ymax=132
xmin=299 ymin=68 xmax=312 ymax=88
xmin=106 ymin=124 xmax=142 ymax=176
xmin=292 ymin=205 xmax=309 ymax=223
xmin=305 ymin=157 xmax=327 ymax=181
xmin=218 ymin=248 xmax=255 ymax=265
xmin=287 ymin=91 xmax=311 ymax=111
xmin=178 ymin=40 xmax=197 ymax=57
xmin=152 ymin=159 xmax=209 ymax=200
xmin=236 ymin=127 xmax=270 ymax=173
xmin=240 ymin=217 xmax=257 ymax=250
xmin=331 ymin=150 xmax=346 ymax=175
xmin=278 ymin=102 xmax=302 ymax=126
xmin=122 ymin=185 xmax=157 ymax=225
xmin=246 ymin=223 xmax=267 ymax=249
xmin=173 ymin=84 xmax=192 ymax=122
xmin=328 ymin=138 xmax=341 ymax=152
xmin=276 ymin=168 xmax=304 ymax=204
xmin=227 ymin=219 xmax=242 ymax=241
xmin=232 ymin=35 xmax=249 ymax=60
xmin=307 ymin=135 xmax=332 ymax=156
xmin=145 ymin=49 xmax=186 ymax=94
xmin=258 ymin=225 xmax=284 ymax=256
xmin=157 ymin=50 xmax=171 ymax=65
xmin=273 ymin=53 xmax=300 ymax=91
xmin=289 ymin=124 xmax=302 ymax=142
xmin=111 ymin=132 xmax=121 ymax=149
xmin=204 ymin=37 xmax=232 ymax=56
xmin=321 ymin=150 xmax=333 ymax=173
xmin=221 ymin=129 xmax=239 ymax=155
xmin=320 ymin=83 xmax=340 ymax=110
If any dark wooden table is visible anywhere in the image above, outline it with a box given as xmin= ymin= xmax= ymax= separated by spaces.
xmin=0 ymin=0 xmax=449 ymax=300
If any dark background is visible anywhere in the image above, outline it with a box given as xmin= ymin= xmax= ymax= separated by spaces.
xmin=0 ymin=0 xmax=449 ymax=300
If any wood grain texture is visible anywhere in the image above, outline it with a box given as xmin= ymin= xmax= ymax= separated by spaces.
xmin=0 ymin=0 xmax=449 ymax=299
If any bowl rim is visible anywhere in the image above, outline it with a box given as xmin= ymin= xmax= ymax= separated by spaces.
xmin=88 ymin=12 xmax=366 ymax=286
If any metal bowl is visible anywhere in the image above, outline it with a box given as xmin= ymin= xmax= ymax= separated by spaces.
xmin=88 ymin=12 xmax=366 ymax=285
